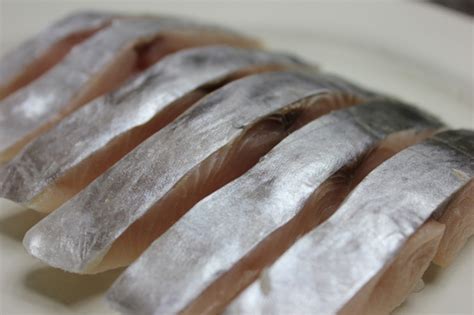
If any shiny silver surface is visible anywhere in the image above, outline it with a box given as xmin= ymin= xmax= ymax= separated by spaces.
xmin=23 ymin=71 xmax=374 ymax=273
xmin=224 ymin=129 xmax=474 ymax=315
xmin=0 ymin=16 xmax=252 ymax=156
xmin=0 ymin=11 xmax=115 ymax=89
xmin=105 ymin=101 xmax=443 ymax=315
xmin=0 ymin=45 xmax=306 ymax=207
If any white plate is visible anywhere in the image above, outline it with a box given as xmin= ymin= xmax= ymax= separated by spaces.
xmin=0 ymin=1 xmax=472 ymax=314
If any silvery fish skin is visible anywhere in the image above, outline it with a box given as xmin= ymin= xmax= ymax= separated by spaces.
xmin=0 ymin=11 xmax=116 ymax=98
xmin=23 ymin=71 xmax=375 ymax=274
xmin=433 ymin=178 xmax=474 ymax=266
xmin=0 ymin=16 xmax=257 ymax=163
xmin=105 ymin=101 xmax=443 ymax=315
xmin=225 ymin=129 xmax=474 ymax=315
xmin=0 ymin=45 xmax=307 ymax=213
xmin=359 ymin=219 xmax=445 ymax=315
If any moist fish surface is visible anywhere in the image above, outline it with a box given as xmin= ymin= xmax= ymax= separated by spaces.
xmin=359 ymin=219 xmax=445 ymax=315
xmin=23 ymin=71 xmax=375 ymax=274
xmin=105 ymin=101 xmax=443 ymax=315
xmin=0 ymin=45 xmax=307 ymax=213
xmin=0 ymin=11 xmax=117 ymax=100
xmin=0 ymin=16 xmax=259 ymax=163
xmin=224 ymin=129 xmax=473 ymax=315
xmin=432 ymin=178 xmax=474 ymax=266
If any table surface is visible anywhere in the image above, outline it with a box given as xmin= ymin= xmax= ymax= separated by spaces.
xmin=0 ymin=1 xmax=472 ymax=315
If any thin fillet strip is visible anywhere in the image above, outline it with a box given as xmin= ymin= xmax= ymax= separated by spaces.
xmin=345 ymin=173 xmax=474 ymax=315
xmin=432 ymin=179 xmax=474 ymax=266
xmin=0 ymin=45 xmax=307 ymax=213
xmin=354 ymin=219 xmax=445 ymax=315
xmin=23 ymin=71 xmax=375 ymax=274
xmin=105 ymin=101 xmax=443 ymax=315
xmin=0 ymin=11 xmax=117 ymax=99
xmin=0 ymin=17 xmax=259 ymax=163
xmin=223 ymin=129 xmax=473 ymax=315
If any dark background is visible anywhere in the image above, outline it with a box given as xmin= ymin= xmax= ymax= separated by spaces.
xmin=430 ymin=0 xmax=474 ymax=16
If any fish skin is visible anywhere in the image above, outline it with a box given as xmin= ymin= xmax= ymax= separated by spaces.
xmin=224 ymin=129 xmax=474 ymax=315
xmin=104 ymin=101 xmax=443 ymax=315
xmin=22 ymin=71 xmax=375 ymax=274
xmin=432 ymin=179 xmax=474 ymax=266
xmin=360 ymin=219 xmax=445 ymax=315
xmin=0 ymin=16 xmax=257 ymax=162
xmin=0 ymin=11 xmax=116 ymax=93
xmin=0 ymin=45 xmax=307 ymax=211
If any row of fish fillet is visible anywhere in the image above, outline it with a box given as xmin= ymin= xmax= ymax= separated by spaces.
xmin=0 ymin=11 xmax=472 ymax=315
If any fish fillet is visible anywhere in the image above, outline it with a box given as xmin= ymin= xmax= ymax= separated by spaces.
xmin=23 ymin=71 xmax=375 ymax=274
xmin=223 ymin=129 xmax=473 ymax=315
xmin=355 ymin=219 xmax=445 ymax=315
xmin=0 ymin=45 xmax=307 ymax=213
xmin=0 ymin=11 xmax=116 ymax=100
xmin=0 ymin=17 xmax=259 ymax=164
xmin=105 ymin=101 xmax=443 ymax=315
xmin=433 ymin=179 xmax=474 ymax=266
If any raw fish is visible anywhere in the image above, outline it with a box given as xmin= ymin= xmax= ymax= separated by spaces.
xmin=0 ymin=45 xmax=306 ymax=213
xmin=105 ymin=101 xmax=443 ymax=315
xmin=224 ymin=129 xmax=473 ymax=315
xmin=0 ymin=17 xmax=259 ymax=163
xmin=23 ymin=71 xmax=374 ymax=273
xmin=0 ymin=11 xmax=116 ymax=99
